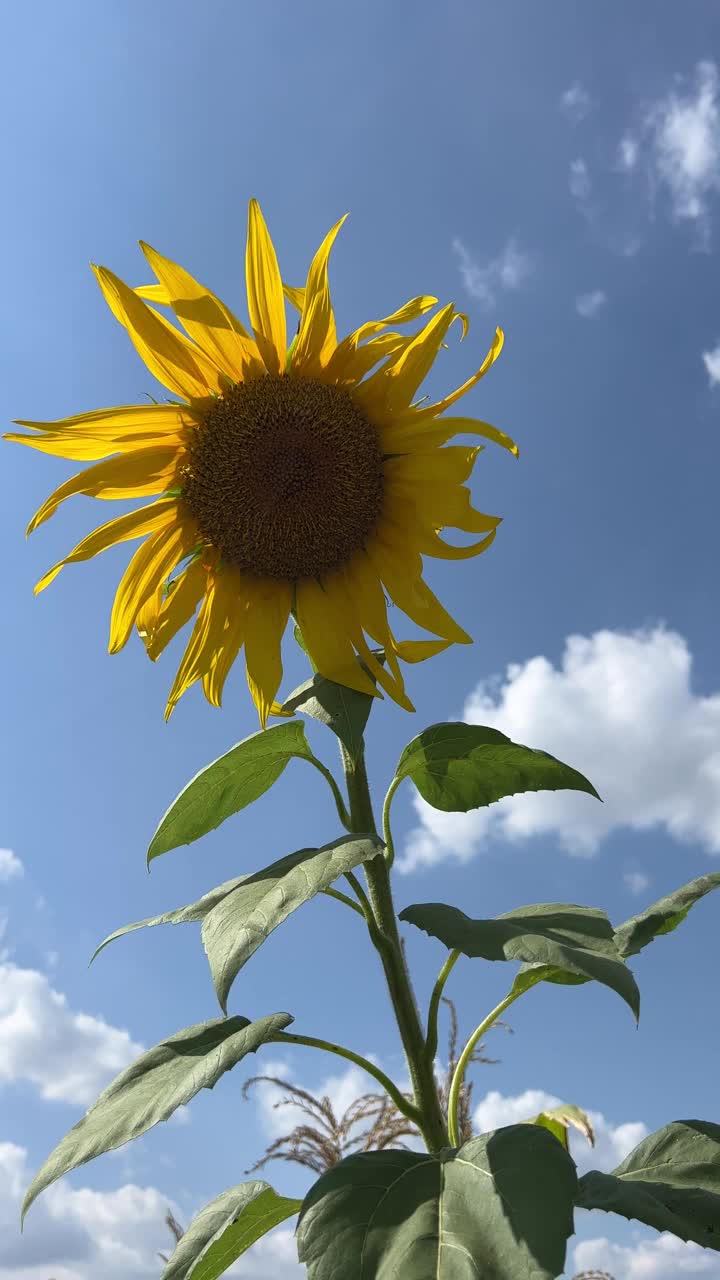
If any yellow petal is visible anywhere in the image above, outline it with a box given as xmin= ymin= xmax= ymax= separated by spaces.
xmin=26 ymin=445 xmax=183 ymax=535
xmin=355 ymin=304 xmax=456 ymax=418
xmin=335 ymin=557 xmax=411 ymax=707
xmin=137 ymin=557 xmax=208 ymax=661
xmin=201 ymin=565 xmax=248 ymax=707
xmin=8 ymin=404 xmax=193 ymax=460
xmin=380 ymin=412 xmax=518 ymax=458
xmin=134 ymin=283 xmax=172 ymax=304
xmin=93 ymin=265 xmax=225 ymax=400
xmin=283 ymin=283 xmax=305 ymax=312
xmin=394 ymin=638 xmax=452 ymax=663
xmin=35 ymin=497 xmax=178 ymax=594
xmin=366 ymin=531 xmax=471 ymax=644
xmin=243 ymin=577 xmax=291 ymax=727
xmin=295 ymin=577 xmax=379 ymax=699
xmin=328 ymin=332 xmax=409 ymax=387
xmin=165 ymin=574 xmax=226 ymax=718
xmin=325 ymin=296 xmax=438 ymax=383
xmin=139 ymin=243 xmax=264 ymax=382
xmin=417 ymin=527 xmax=497 ymax=560
xmin=291 ymin=215 xmax=348 ymax=376
xmin=409 ymin=327 xmax=505 ymax=420
xmin=245 ymin=200 xmax=286 ymax=376
xmin=109 ymin=516 xmax=199 ymax=653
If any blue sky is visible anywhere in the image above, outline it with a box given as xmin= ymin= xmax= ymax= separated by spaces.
xmin=2 ymin=1 xmax=720 ymax=1276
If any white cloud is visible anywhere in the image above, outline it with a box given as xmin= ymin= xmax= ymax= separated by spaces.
xmin=0 ymin=962 xmax=142 ymax=1105
xmin=251 ymin=1059 xmax=374 ymax=1141
xmin=618 ymin=133 xmax=640 ymax=172
xmin=560 ymin=82 xmax=591 ymax=123
xmin=651 ymin=61 xmax=720 ymax=224
xmin=400 ymin=627 xmax=720 ymax=870
xmin=624 ymin=870 xmax=651 ymax=895
xmin=573 ymin=1231 xmax=720 ymax=1277
xmin=576 ymin=290 xmax=607 ymax=318
xmin=472 ymin=1089 xmax=646 ymax=1175
xmin=702 ymin=342 xmax=720 ymax=385
xmin=0 ymin=851 xmax=23 ymax=883
xmin=0 ymin=1141 xmax=303 ymax=1280
xmin=569 ymin=158 xmax=591 ymax=202
xmin=452 ymin=237 xmax=533 ymax=308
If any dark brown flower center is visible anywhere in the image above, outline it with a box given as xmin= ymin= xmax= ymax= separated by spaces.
xmin=182 ymin=374 xmax=384 ymax=580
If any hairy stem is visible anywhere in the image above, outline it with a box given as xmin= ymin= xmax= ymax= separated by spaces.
xmin=341 ymin=745 xmax=449 ymax=1152
xmin=447 ymin=987 xmax=521 ymax=1147
xmin=321 ymin=886 xmax=365 ymax=917
xmin=381 ymin=777 xmax=401 ymax=868
xmin=302 ymin=754 xmax=353 ymax=830
xmin=425 ymin=949 xmax=461 ymax=1069
xmin=270 ymin=1030 xmax=421 ymax=1123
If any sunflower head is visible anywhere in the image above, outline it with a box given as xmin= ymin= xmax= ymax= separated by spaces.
xmin=8 ymin=200 xmax=517 ymax=725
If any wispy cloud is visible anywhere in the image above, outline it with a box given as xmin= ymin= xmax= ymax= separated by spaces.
xmin=624 ymin=870 xmax=651 ymax=895
xmin=702 ymin=341 xmax=720 ymax=385
xmin=569 ymin=157 xmax=591 ymax=202
xmin=560 ymin=81 xmax=591 ymax=123
xmin=619 ymin=61 xmax=720 ymax=239
xmin=452 ymin=237 xmax=533 ymax=308
xmin=0 ymin=849 xmax=23 ymax=882
xmin=400 ymin=626 xmax=720 ymax=871
xmin=575 ymin=289 xmax=607 ymax=318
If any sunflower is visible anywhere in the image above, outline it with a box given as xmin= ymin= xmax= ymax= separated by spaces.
xmin=8 ymin=201 xmax=517 ymax=724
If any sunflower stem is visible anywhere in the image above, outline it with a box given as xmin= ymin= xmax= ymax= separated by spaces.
xmin=425 ymin=949 xmax=461 ymax=1069
xmin=270 ymin=1030 xmax=421 ymax=1124
xmin=446 ymin=986 xmax=522 ymax=1147
xmin=340 ymin=744 xmax=449 ymax=1153
xmin=302 ymin=754 xmax=352 ymax=830
xmin=381 ymin=777 xmax=401 ymax=868
xmin=321 ymin=887 xmax=365 ymax=917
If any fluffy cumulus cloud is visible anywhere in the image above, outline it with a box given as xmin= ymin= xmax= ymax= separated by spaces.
xmin=572 ymin=1231 xmax=720 ymax=1277
xmin=400 ymin=626 xmax=720 ymax=871
xmin=0 ymin=1141 xmax=303 ymax=1279
xmin=472 ymin=1089 xmax=646 ymax=1176
xmin=452 ymin=237 xmax=533 ymax=308
xmin=575 ymin=289 xmax=607 ymax=318
xmin=0 ymin=961 xmax=143 ymax=1105
xmin=0 ymin=850 xmax=23 ymax=883
xmin=560 ymin=82 xmax=591 ymax=123
xmin=702 ymin=342 xmax=720 ymax=386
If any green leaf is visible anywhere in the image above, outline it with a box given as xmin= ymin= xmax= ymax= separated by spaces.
xmin=393 ymin=721 xmax=600 ymax=813
xmin=147 ymin=721 xmax=314 ymax=863
xmin=202 ymin=836 xmax=383 ymax=1013
xmin=160 ymin=1180 xmax=301 ymax=1280
xmin=577 ymin=1120 xmax=720 ymax=1250
xmin=22 ymin=1012 xmax=291 ymax=1223
xmin=614 ymin=872 xmax=720 ymax=958
xmin=297 ymin=1124 xmax=577 ymax=1279
xmin=90 ymin=876 xmax=245 ymax=964
xmin=532 ymin=1104 xmax=595 ymax=1152
xmin=400 ymin=901 xmax=640 ymax=1019
xmin=282 ymin=672 xmax=373 ymax=762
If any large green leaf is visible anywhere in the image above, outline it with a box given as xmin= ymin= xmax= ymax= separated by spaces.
xmin=282 ymin=672 xmax=373 ymax=762
xmin=147 ymin=721 xmax=314 ymax=863
xmin=160 ymin=1180 xmax=301 ymax=1280
xmin=400 ymin=901 xmax=640 ymax=1018
xmin=22 ymin=1012 xmax=291 ymax=1222
xmin=393 ymin=721 xmax=600 ymax=813
xmin=90 ymin=876 xmax=245 ymax=964
xmin=202 ymin=836 xmax=383 ymax=1012
xmin=577 ymin=1120 xmax=720 ymax=1250
xmin=297 ymin=1123 xmax=577 ymax=1279
xmin=614 ymin=873 xmax=720 ymax=958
